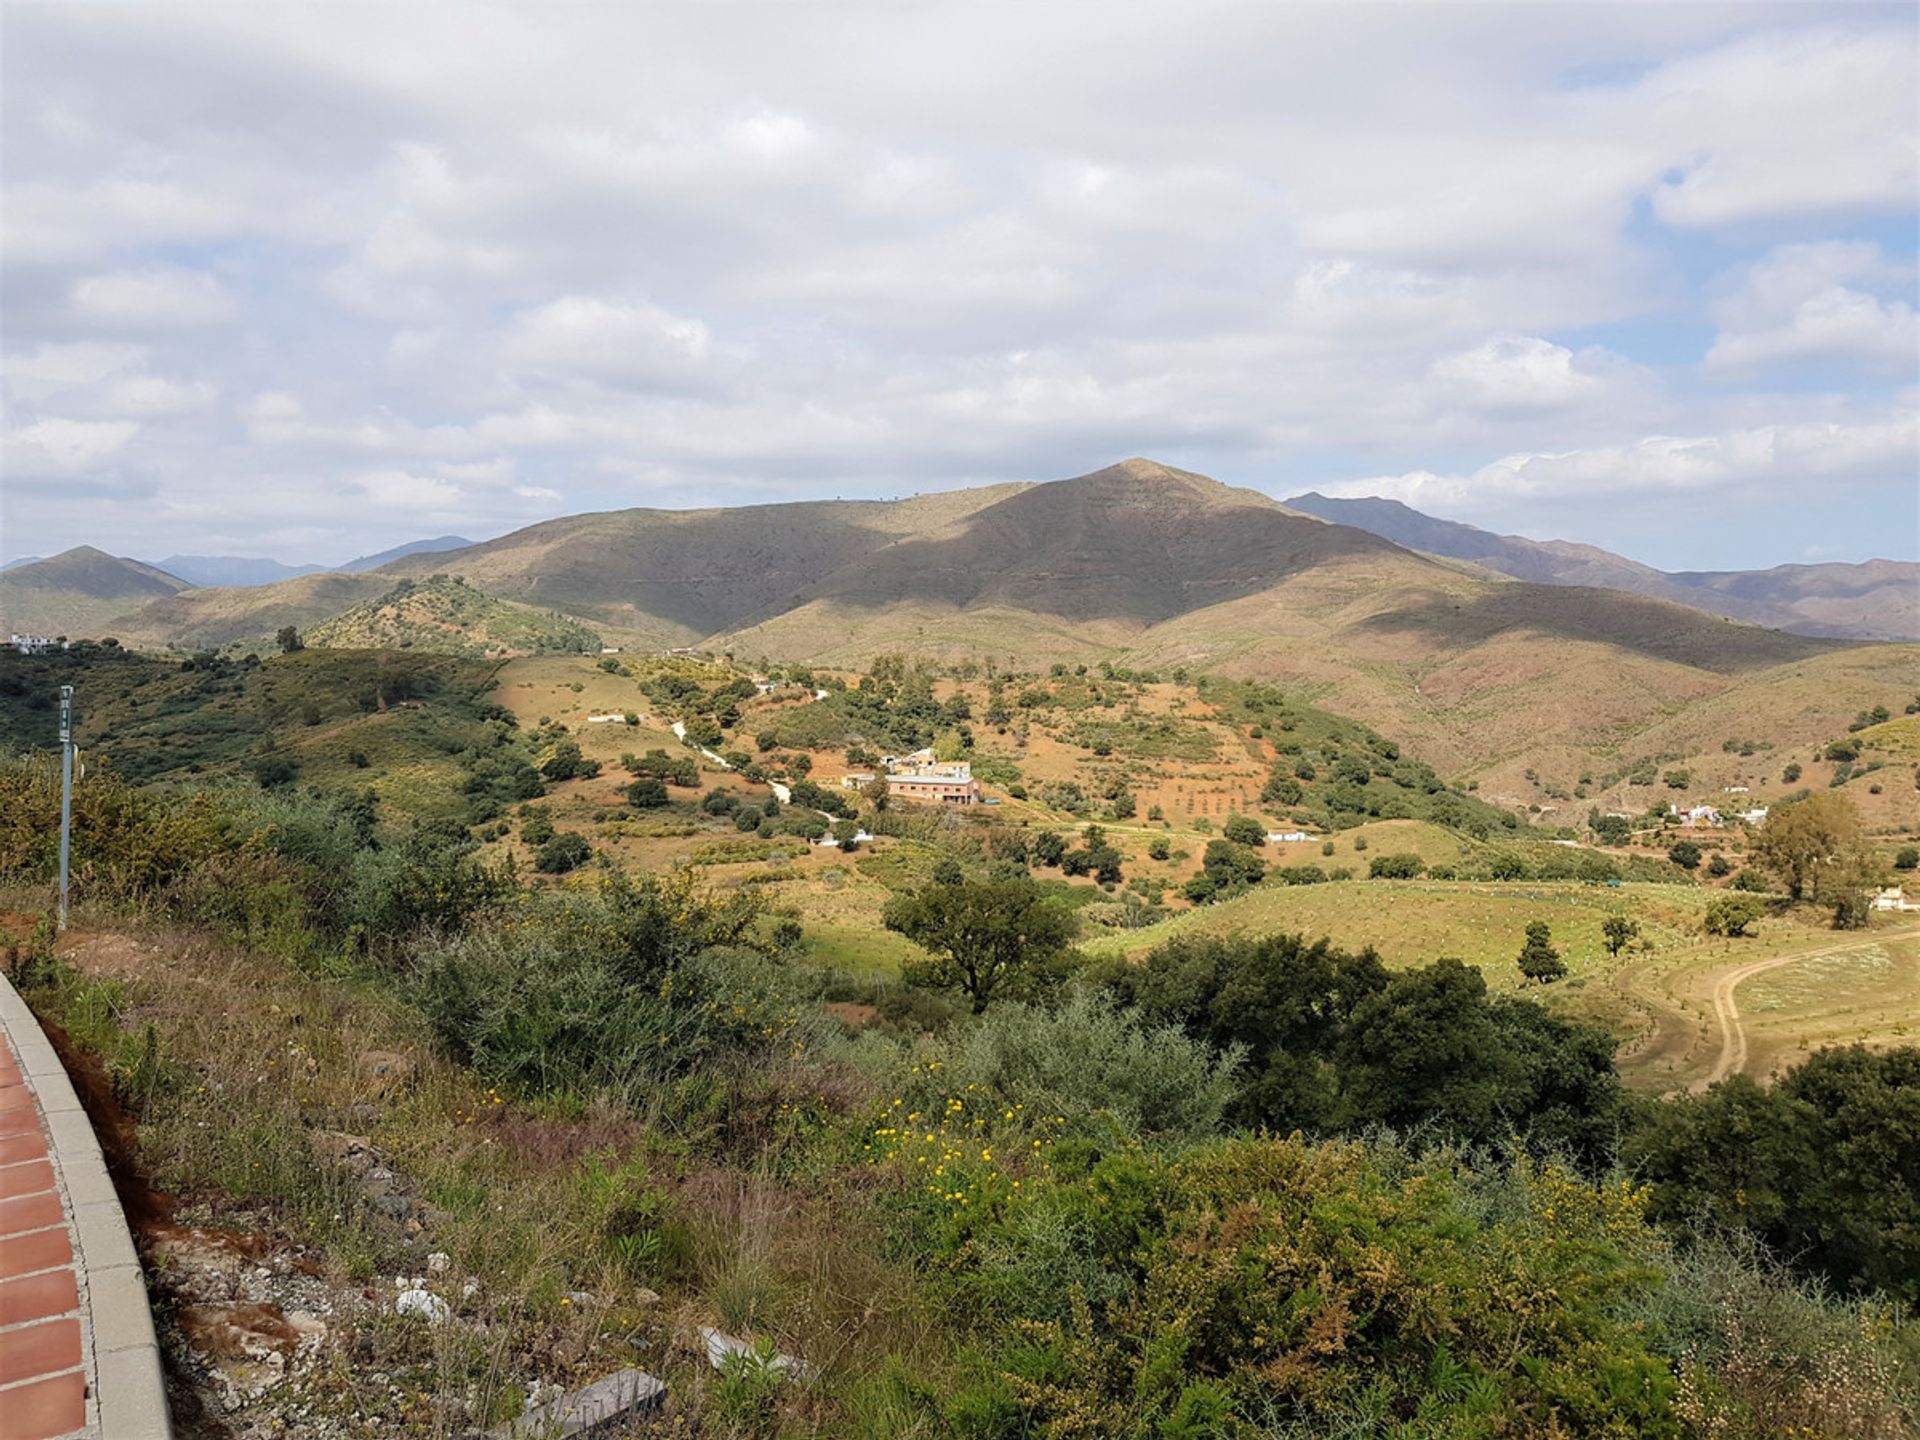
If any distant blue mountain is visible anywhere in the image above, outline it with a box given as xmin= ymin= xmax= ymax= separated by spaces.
xmin=342 ymin=535 xmax=474 ymax=572
xmin=154 ymin=555 xmax=326 ymax=587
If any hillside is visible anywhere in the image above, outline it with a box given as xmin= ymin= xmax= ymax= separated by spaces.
xmin=0 ymin=546 xmax=189 ymax=635
xmin=99 ymin=571 xmax=393 ymax=650
xmin=1285 ymin=491 xmax=1918 ymax=640
xmin=26 ymin=458 xmax=1904 ymax=800
xmin=306 ymin=575 xmax=602 ymax=657
xmin=375 ymin=484 xmax=1034 ymax=640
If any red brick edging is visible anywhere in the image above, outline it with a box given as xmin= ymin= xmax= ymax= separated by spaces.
xmin=0 ymin=975 xmax=170 ymax=1440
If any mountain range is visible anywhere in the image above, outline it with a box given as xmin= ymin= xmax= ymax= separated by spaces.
xmin=3 ymin=460 xmax=1912 ymax=792
xmin=1283 ymin=493 xmax=1918 ymax=641
xmin=150 ymin=535 xmax=476 ymax=589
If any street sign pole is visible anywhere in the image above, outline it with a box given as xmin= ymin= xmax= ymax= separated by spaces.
xmin=58 ymin=684 xmax=73 ymax=931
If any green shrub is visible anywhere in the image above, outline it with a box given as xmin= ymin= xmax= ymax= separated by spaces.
xmin=411 ymin=872 xmax=786 ymax=1096
xmin=534 ymin=832 xmax=591 ymax=874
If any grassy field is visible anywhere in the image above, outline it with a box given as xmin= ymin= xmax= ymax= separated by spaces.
xmin=1078 ymin=877 xmax=1713 ymax=979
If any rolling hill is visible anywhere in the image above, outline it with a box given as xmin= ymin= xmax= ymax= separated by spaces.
xmin=20 ymin=459 xmax=1915 ymax=807
xmin=0 ymin=547 xmax=190 ymax=635
xmin=305 ymin=575 xmax=602 ymax=657
xmin=1284 ymin=491 xmax=1918 ymax=640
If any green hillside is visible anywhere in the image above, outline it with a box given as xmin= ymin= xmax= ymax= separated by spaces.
xmin=306 ymin=576 xmax=602 ymax=658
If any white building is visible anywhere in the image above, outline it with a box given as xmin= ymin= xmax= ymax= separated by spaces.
xmin=1872 ymin=887 xmax=1918 ymax=913
xmin=1267 ymin=830 xmax=1318 ymax=844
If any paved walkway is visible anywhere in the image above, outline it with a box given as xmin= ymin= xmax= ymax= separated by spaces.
xmin=0 ymin=977 xmax=169 ymax=1439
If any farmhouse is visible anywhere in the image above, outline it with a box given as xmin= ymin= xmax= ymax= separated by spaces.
xmin=1872 ymin=887 xmax=1919 ymax=913
xmin=10 ymin=634 xmax=66 ymax=655
xmin=875 ymin=747 xmax=984 ymax=804
xmin=1268 ymin=829 xmax=1318 ymax=843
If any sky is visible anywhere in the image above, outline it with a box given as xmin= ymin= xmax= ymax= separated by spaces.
xmin=2 ymin=3 xmax=1916 ymax=573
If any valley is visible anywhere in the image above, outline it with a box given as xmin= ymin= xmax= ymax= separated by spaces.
xmin=2 ymin=462 xmax=1916 ymax=1439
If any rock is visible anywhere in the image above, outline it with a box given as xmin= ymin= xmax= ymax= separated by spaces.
xmin=394 ymin=1286 xmax=450 ymax=1324
xmin=632 ymin=1288 xmax=661 ymax=1307
xmin=567 ymin=1290 xmax=593 ymax=1307
xmin=366 ymin=1194 xmax=413 ymax=1223
xmin=695 ymin=1325 xmax=809 ymax=1379
xmin=485 ymin=1368 xmax=666 ymax=1438
xmin=308 ymin=1131 xmax=380 ymax=1177
xmin=426 ymin=1251 xmax=451 ymax=1274
xmin=355 ymin=1050 xmax=417 ymax=1094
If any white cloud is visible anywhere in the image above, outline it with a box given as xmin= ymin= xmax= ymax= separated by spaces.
xmin=502 ymin=296 xmax=712 ymax=386
xmin=4 ymin=342 xmax=147 ymax=401
xmin=354 ymin=468 xmax=462 ymax=511
xmin=1642 ymin=29 xmax=1919 ymax=228
xmin=1429 ymin=336 xmax=1619 ymax=411
xmin=2 ymin=5 xmax=1914 ymax=564
xmin=69 ymin=266 xmax=237 ymax=328
xmin=1326 ymin=410 xmax=1920 ymax=509
xmin=1706 ymin=242 xmax=1917 ymax=373
xmin=100 ymin=374 xmax=217 ymax=417
xmin=3 ymin=417 xmax=141 ymax=473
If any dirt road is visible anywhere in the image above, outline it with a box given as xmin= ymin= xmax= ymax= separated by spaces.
xmin=1694 ymin=932 xmax=1913 ymax=1091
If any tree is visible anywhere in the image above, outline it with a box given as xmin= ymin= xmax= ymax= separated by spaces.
xmin=535 ymin=832 xmax=592 ymax=874
xmin=626 ymin=778 xmax=669 ymax=808
xmin=864 ymin=773 xmax=889 ymax=811
xmin=1590 ymin=811 xmax=1631 ymax=846
xmin=1261 ymin=770 xmax=1302 ymax=807
xmin=1032 ymin=830 xmax=1066 ymax=867
xmin=1668 ymin=839 xmax=1702 ymax=870
xmin=831 ymin=818 xmax=862 ymax=853
xmin=1146 ymin=837 xmax=1171 ymax=862
xmin=1753 ymin=792 xmax=1865 ymax=902
xmin=883 ymin=877 xmax=1076 ymax=1012
xmin=1895 ymin=848 xmax=1919 ymax=871
xmin=1706 ymin=852 xmax=1732 ymax=877
xmin=520 ymin=809 xmax=556 ymax=846
xmin=1704 ymin=893 xmax=1765 ymax=937
xmin=1625 ymin=1046 xmax=1920 ymax=1302
xmin=1516 ymin=921 xmax=1565 ymax=983
xmin=1601 ymin=914 xmax=1638 ymax=957
xmin=1223 ymin=815 xmax=1266 ymax=847
xmin=275 ymin=625 xmax=304 ymax=654
xmin=1368 ymin=853 xmax=1425 ymax=879
xmin=1782 ymin=762 xmax=1802 ymax=783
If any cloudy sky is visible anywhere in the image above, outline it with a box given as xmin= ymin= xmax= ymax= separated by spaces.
xmin=3 ymin=3 xmax=1916 ymax=571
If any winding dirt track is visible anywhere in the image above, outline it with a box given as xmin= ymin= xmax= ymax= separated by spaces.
xmin=1693 ymin=936 xmax=1903 ymax=1090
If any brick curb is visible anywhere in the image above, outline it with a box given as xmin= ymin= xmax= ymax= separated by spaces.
xmin=0 ymin=973 xmax=172 ymax=1439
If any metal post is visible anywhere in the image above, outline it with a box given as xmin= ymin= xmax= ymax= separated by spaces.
xmin=58 ymin=684 xmax=73 ymax=931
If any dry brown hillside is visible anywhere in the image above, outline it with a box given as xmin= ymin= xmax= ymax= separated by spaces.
xmin=0 ymin=546 xmax=189 ymax=635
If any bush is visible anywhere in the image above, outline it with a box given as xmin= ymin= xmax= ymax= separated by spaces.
xmin=903 ymin=1137 xmax=1682 ymax=1435
xmin=1668 ymin=839 xmax=1702 ymax=870
xmin=1367 ymin=852 xmax=1425 ymax=879
xmin=921 ymin=988 xmax=1244 ymax=1148
xmin=520 ymin=810 xmax=555 ymax=846
xmin=535 ymin=832 xmax=592 ymax=874
xmin=411 ymin=871 xmax=780 ymax=1095
xmin=1894 ymin=847 xmax=1918 ymax=871
xmin=626 ymin=778 xmax=670 ymax=809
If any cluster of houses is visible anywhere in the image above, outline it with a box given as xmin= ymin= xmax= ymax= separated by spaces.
xmin=1669 ymin=801 xmax=1770 ymax=829
xmin=9 ymin=634 xmax=67 ymax=656
xmin=844 ymin=748 xmax=983 ymax=805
